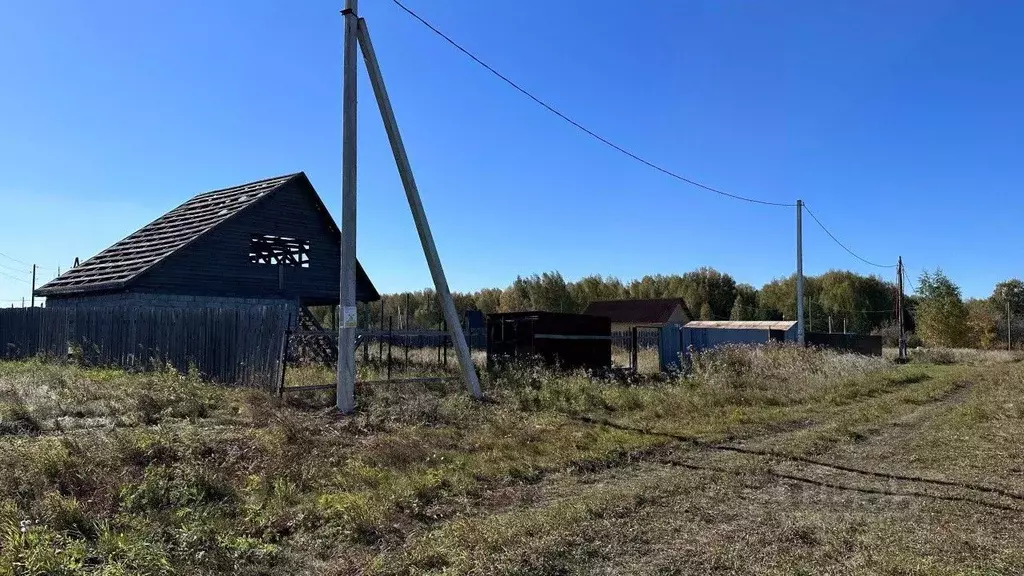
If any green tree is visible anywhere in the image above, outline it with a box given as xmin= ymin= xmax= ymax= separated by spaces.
xmin=699 ymin=302 xmax=714 ymax=320
xmin=915 ymin=269 xmax=970 ymax=347
xmin=730 ymin=284 xmax=757 ymax=320
xmin=474 ymin=288 xmax=502 ymax=315
xmin=966 ymin=298 xmax=999 ymax=349
xmin=498 ymin=278 xmax=531 ymax=312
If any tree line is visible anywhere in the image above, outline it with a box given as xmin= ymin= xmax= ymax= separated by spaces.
xmin=344 ymin=267 xmax=1022 ymax=350
xmin=356 ymin=267 xmax=899 ymax=334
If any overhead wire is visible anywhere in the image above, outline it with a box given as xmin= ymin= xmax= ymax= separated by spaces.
xmin=0 ymin=269 xmax=29 ymax=284
xmin=390 ymin=0 xmax=795 ymax=208
xmin=0 ymin=251 xmax=34 ymax=269
xmin=0 ymin=260 xmax=30 ymax=274
xmin=802 ymin=204 xmax=897 ymax=269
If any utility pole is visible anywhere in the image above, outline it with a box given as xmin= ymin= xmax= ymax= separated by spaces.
xmin=337 ymin=0 xmax=359 ymax=413
xmin=30 ymin=264 xmax=36 ymax=307
xmin=897 ymin=256 xmax=907 ymax=362
xmin=357 ymin=17 xmax=482 ymax=399
xmin=843 ymin=317 xmax=847 ymax=334
xmin=828 ymin=315 xmax=832 ymax=334
xmin=796 ymin=199 xmax=805 ymax=346
xmin=1005 ymin=287 xmax=1011 ymax=351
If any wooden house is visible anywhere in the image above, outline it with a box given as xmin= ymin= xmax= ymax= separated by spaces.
xmin=35 ymin=173 xmax=378 ymax=322
xmin=582 ymin=298 xmax=691 ymax=332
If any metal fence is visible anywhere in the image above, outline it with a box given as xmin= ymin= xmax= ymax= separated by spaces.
xmin=280 ymin=318 xmax=486 ymax=393
xmin=611 ymin=327 xmax=662 ymax=373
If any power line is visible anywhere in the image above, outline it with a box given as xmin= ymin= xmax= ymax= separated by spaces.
xmin=0 ymin=251 xmax=34 ymax=268
xmin=0 ymin=251 xmax=53 ymax=271
xmin=802 ymin=204 xmax=896 ymax=269
xmin=0 ymin=269 xmax=29 ymax=284
xmin=390 ymin=0 xmax=795 ymax=208
xmin=0 ymin=260 xmax=30 ymax=274
xmin=906 ymin=274 xmax=918 ymax=295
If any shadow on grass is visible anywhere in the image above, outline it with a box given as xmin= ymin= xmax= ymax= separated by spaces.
xmin=574 ymin=414 xmax=1024 ymax=503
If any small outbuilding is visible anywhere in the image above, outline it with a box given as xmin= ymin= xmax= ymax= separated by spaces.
xmin=486 ymin=311 xmax=611 ymax=371
xmin=582 ymin=298 xmax=691 ymax=332
xmin=35 ymin=173 xmax=379 ymax=319
xmin=682 ymin=320 xmax=799 ymax=352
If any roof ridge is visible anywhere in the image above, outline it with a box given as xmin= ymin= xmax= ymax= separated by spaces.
xmin=191 ymin=172 xmax=302 ymax=199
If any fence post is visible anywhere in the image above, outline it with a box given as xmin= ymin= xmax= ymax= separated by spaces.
xmin=277 ymin=325 xmax=291 ymax=398
xmin=387 ymin=316 xmax=393 ymax=381
xmin=362 ymin=303 xmax=369 ymax=363
xmin=631 ymin=326 xmax=638 ymax=371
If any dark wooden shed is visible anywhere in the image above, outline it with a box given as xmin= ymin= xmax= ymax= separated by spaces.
xmin=486 ymin=311 xmax=611 ymax=371
xmin=35 ymin=173 xmax=378 ymax=313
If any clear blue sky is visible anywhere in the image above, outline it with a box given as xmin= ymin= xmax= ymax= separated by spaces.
xmin=2 ymin=0 xmax=1022 ymax=306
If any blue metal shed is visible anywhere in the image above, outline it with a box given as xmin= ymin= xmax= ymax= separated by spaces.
xmin=681 ymin=320 xmax=799 ymax=353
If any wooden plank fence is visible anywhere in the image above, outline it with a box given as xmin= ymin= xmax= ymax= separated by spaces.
xmin=0 ymin=306 xmax=290 ymax=389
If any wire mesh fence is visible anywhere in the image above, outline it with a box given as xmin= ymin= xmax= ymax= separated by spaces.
xmin=279 ymin=318 xmax=486 ymax=393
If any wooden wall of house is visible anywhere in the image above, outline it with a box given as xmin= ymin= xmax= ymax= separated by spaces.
xmin=132 ymin=178 xmax=376 ymax=303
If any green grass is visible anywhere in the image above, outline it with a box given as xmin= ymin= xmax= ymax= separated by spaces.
xmin=1 ymin=346 xmax=1022 ymax=575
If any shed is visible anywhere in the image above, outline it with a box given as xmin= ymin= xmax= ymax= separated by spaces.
xmin=486 ymin=311 xmax=611 ymax=371
xmin=582 ymin=298 xmax=691 ymax=331
xmin=35 ymin=173 xmax=379 ymax=320
xmin=682 ymin=320 xmax=799 ymax=352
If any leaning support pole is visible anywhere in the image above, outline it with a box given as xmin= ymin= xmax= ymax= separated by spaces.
xmin=337 ymin=0 xmax=359 ymax=413
xmin=357 ymin=18 xmax=482 ymax=399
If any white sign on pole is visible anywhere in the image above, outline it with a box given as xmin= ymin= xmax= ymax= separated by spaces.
xmin=342 ymin=306 xmax=358 ymax=328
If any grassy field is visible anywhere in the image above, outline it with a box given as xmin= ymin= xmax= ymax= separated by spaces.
xmin=1 ymin=346 xmax=1023 ymax=575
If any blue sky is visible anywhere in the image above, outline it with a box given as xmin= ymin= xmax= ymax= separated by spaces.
xmin=2 ymin=0 xmax=1022 ymax=305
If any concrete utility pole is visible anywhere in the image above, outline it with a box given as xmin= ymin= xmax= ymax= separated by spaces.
xmin=796 ymin=200 xmax=805 ymax=346
xmin=337 ymin=0 xmax=359 ymax=413
xmin=30 ymin=264 xmax=36 ymax=307
xmin=357 ymin=17 xmax=482 ymax=399
xmin=897 ymin=256 xmax=907 ymax=362
xmin=1005 ymin=287 xmax=1012 ymax=351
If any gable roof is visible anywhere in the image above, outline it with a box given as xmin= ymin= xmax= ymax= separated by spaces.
xmin=684 ymin=320 xmax=798 ymax=331
xmin=36 ymin=173 xmax=364 ymax=297
xmin=582 ymin=298 xmax=690 ymax=325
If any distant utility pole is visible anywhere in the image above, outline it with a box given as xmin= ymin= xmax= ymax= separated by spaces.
xmin=30 ymin=264 xmax=36 ymax=307
xmin=828 ymin=315 xmax=832 ymax=334
xmin=1005 ymin=286 xmax=1012 ymax=351
xmin=897 ymin=256 xmax=907 ymax=362
xmin=796 ymin=199 xmax=805 ymax=346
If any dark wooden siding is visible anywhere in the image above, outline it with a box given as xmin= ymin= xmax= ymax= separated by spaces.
xmin=133 ymin=178 xmax=377 ymax=303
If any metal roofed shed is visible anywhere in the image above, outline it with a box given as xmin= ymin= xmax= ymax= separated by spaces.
xmin=36 ymin=173 xmax=379 ymax=313
xmin=682 ymin=320 xmax=799 ymax=352
xmin=486 ymin=311 xmax=611 ymax=371
xmin=582 ymin=298 xmax=691 ymax=331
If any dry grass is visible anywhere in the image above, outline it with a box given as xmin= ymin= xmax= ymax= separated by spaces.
xmin=1 ymin=346 xmax=1022 ymax=574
